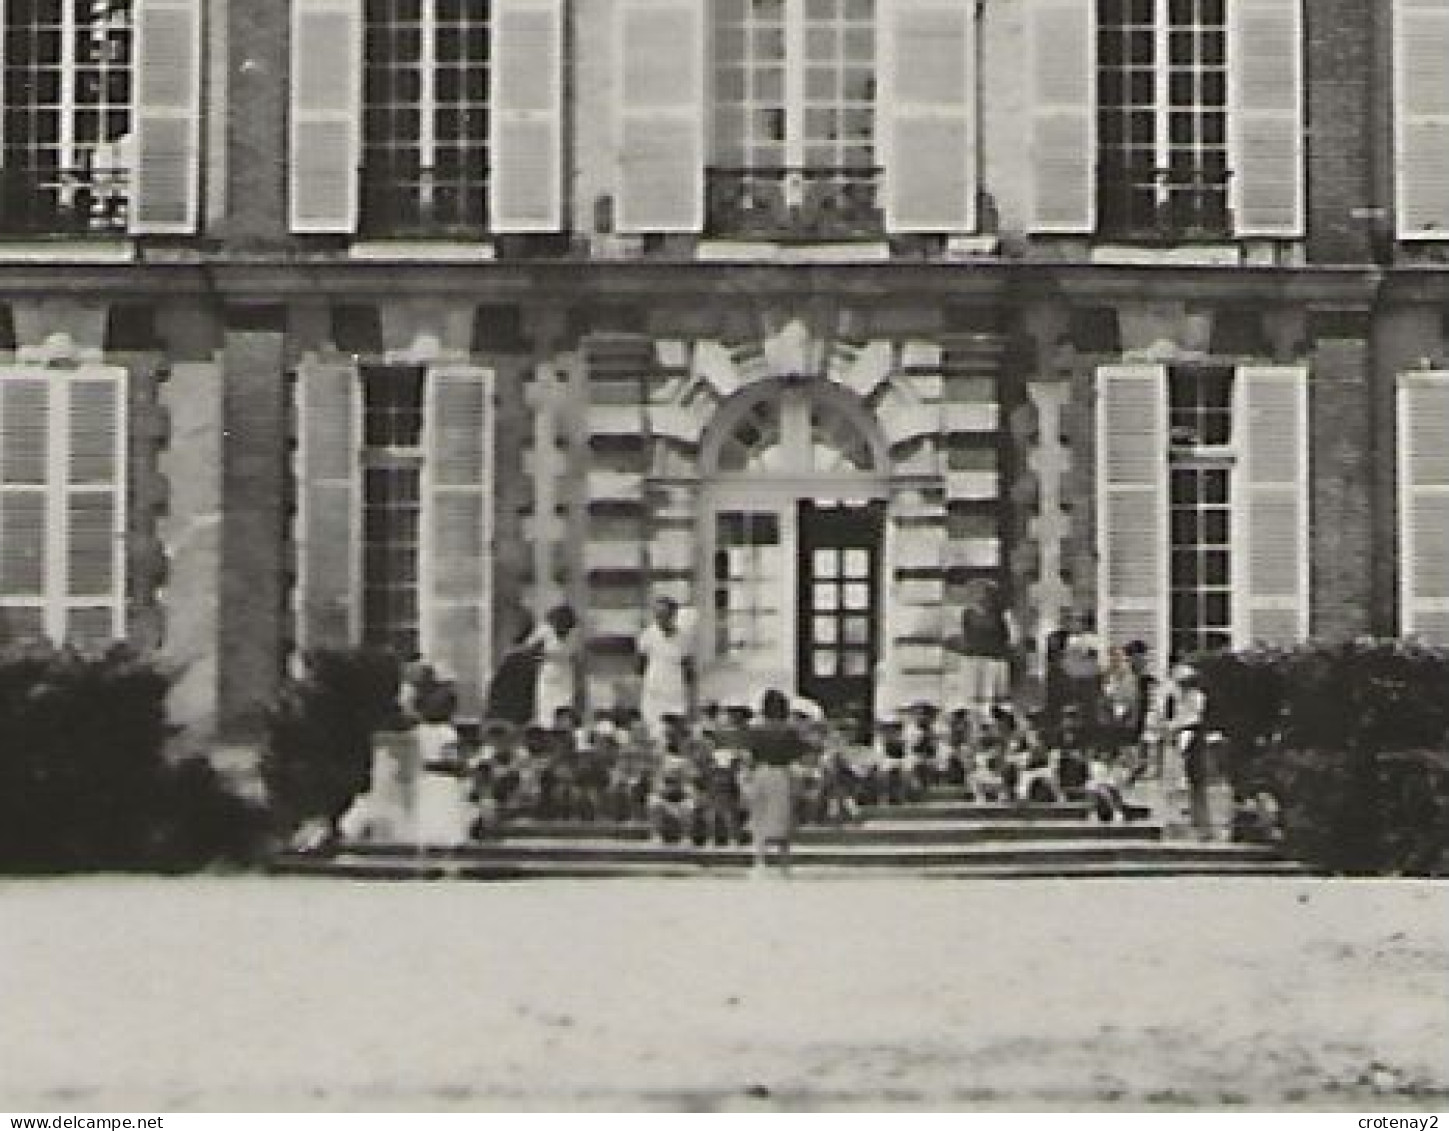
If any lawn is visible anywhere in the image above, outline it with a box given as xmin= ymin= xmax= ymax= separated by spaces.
xmin=1 ymin=875 xmax=1445 ymax=1111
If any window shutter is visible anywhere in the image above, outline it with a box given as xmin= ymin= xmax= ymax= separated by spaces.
xmin=1096 ymin=365 xmax=1168 ymax=656
xmin=615 ymin=0 xmax=705 ymax=234
xmin=1229 ymin=0 xmax=1304 ymax=237
xmin=131 ymin=0 xmax=203 ymax=235
xmin=1394 ymin=0 xmax=1449 ymax=239
xmin=296 ymin=359 xmax=361 ymax=650
xmin=423 ymin=365 xmax=494 ymax=715
xmin=1027 ymin=0 xmax=1095 ymax=233
xmin=1398 ymin=371 xmax=1449 ymax=641
xmin=0 ymin=375 xmax=52 ymax=637
xmin=1235 ymin=365 xmax=1309 ymax=646
xmin=491 ymin=0 xmax=564 ymax=233
xmin=289 ymin=0 xmax=362 ymax=234
xmin=880 ymin=0 xmax=975 ymax=233
xmin=0 ymin=368 xmax=126 ymax=647
xmin=65 ymin=370 xmax=128 ymax=646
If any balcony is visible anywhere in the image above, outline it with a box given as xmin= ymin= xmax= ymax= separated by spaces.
xmin=0 ymin=164 xmax=129 ymax=236
xmin=1096 ymin=161 xmax=1233 ymax=245
xmin=705 ymin=166 xmax=883 ymax=243
xmin=359 ymin=164 xmax=488 ymax=241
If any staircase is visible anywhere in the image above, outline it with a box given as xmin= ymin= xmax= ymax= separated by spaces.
xmin=273 ymin=791 xmax=1302 ymax=881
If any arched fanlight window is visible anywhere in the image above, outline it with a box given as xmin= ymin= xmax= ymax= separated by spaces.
xmin=809 ymin=399 xmax=876 ymax=473
xmin=716 ymin=396 xmax=786 ymax=473
xmin=714 ymin=386 xmax=879 ymax=475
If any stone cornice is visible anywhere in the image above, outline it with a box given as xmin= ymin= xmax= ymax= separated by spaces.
xmin=0 ymin=254 xmax=1400 ymax=308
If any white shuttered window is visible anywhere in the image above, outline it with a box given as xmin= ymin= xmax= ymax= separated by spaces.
xmin=616 ymin=0 xmax=706 ymax=234
xmin=491 ymin=0 xmax=563 ymax=233
xmin=1394 ymin=0 xmax=1449 ymax=239
xmin=0 ymin=367 xmax=127 ymax=648
xmin=880 ymin=0 xmax=975 ymax=233
xmin=1234 ymin=366 xmax=1309 ymax=645
xmin=423 ymin=366 xmax=494 ymax=714
xmin=1098 ymin=364 xmax=1310 ymax=659
xmin=289 ymin=0 xmax=364 ymax=234
xmin=1028 ymin=0 xmax=1096 ymax=233
xmin=295 ymin=361 xmax=496 ymax=710
xmin=1096 ymin=365 xmax=1169 ymax=656
xmin=1228 ymin=0 xmax=1304 ymax=237
xmin=1398 ymin=372 xmax=1449 ymax=641
xmin=295 ymin=358 xmax=362 ymax=650
xmin=131 ymin=0 xmax=203 ymax=234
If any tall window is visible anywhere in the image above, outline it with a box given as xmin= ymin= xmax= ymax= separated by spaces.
xmin=708 ymin=0 xmax=879 ymax=238
xmin=360 ymin=366 xmax=425 ymax=657
xmin=1168 ymin=365 xmax=1234 ymax=658
xmin=1097 ymin=0 xmax=1228 ymax=240
xmin=1 ymin=0 xmax=133 ymax=235
xmin=361 ymin=0 xmax=490 ymax=238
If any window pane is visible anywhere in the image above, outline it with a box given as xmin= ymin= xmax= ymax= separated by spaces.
xmin=814 ymin=548 xmax=841 ymax=577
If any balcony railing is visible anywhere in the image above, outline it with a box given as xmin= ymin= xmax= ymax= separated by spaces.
xmin=359 ymin=164 xmax=489 ymax=240
xmin=1096 ymin=162 xmax=1233 ymax=244
xmin=705 ymin=166 xmax=884 ymax=242
xmin=0 ymin=164 xmax=130 ymax=236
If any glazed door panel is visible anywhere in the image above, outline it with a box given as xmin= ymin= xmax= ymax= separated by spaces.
xmin=796 ymin=499 xmax=883 ymax=717
xmin=712 ymin=508 xmax=791 ymax=677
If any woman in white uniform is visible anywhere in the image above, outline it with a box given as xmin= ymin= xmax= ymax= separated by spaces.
xmin=636 ymin=596 xmax=695 ymax=741
xmin=527 ymin=604 xmax=580 ymax=727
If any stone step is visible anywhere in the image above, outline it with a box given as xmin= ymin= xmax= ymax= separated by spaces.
xmin=273 ymin=840 xmax=1302 ymax=882
xmin=858 ymin=800 xmax=1154 ymax=822
xmin=464 ymin=816 xmax=1157 ymax=846
xmin=797 ymin=820 xmax=1161 ymax=845
xmin=301 ymin=837 xmax=1283 ymax=871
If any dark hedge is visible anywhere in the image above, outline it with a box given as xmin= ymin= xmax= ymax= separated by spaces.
xmin=260 ymin=647 xmax=401 ymax=842
xmin=1199 ymin=641 xmax=1449 ymax=876
xmin=0 ymin=643 xmax=265 ymax=872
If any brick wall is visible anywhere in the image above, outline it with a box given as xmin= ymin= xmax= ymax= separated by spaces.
xmin=1303 ymin=0 xmax=1376 ymax=264
xmin=221 ymin=0 xmax=290 ymax=246
xmin=218 ymin=324 xmax=289 ymax=736
xmin=1308 ymin=333 xmax=1374 ymax=638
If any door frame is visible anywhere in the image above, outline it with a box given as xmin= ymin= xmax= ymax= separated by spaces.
xmin=700 ymin=476 xmax=886 ymax=700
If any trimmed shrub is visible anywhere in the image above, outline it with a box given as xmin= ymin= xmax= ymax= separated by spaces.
xmin=0 ymin=643 xmax=265 ymax=873
xmin=1199 ymin=641 xmax=1449 ymax=876
xmin=260 ymin=648 xmax=401 ymax=841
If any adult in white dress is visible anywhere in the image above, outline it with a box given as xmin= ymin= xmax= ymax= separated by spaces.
xmin=527 ymin=604 xmax=580 ymax=727
xmin=636 ymin=596 xmax=696 ymax=740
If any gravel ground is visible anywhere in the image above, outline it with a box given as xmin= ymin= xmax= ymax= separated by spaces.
xmin=1 ymin=875 xmax=1446 ymax=1111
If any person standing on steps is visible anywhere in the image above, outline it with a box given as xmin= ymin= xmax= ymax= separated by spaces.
xmin=744 ymin=688 xmax=809 ymax=878
xmin=952 ymin=578 xmax=1016 ymax=725
xmin=636 ymin=595 xmax=696 ymax=743
xmin=484 ymin=608 xmax=541 ymax=725
xmin=1168 ymin=664 xmax=1213 ymax=839
xmin=525 ymin=604 xmax=581 ymax=728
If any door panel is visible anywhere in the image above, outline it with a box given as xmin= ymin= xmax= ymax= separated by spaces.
xmin=796 ymin=499 xmax=884 ymax=719
xmin=712 ymin=508 xmax=789 ymax=676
